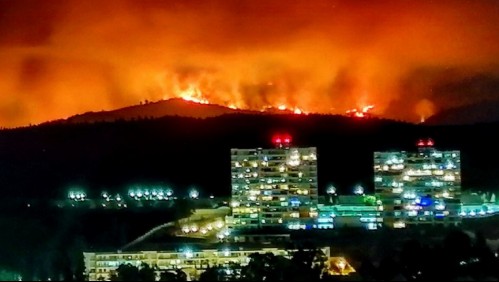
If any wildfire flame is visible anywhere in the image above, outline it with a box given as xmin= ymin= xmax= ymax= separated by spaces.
xmin=178 ymin=84 xmax=210 ymax=104
xmin=293 ymin=108 xmax=302 ymax=115
xmin=346 ymin=105 xmax=375 ymax=118
xmin=172 ymin=81 xmax=308 ymax=115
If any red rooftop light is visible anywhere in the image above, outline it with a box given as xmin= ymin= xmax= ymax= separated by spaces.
xmin=417 ymin=138 xmax=435 ymax=147
xmin=272 ymin=133 xmax=292 ymax=146
xmin=427 ymin=139 xmax=434 ymax=146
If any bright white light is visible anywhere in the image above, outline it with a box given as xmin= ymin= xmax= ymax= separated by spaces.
xmin=129 ymin=191 xmax=135 ymax=197
xmin=435 ymin=203 xmax=446 ymax=210
xmin=223 ymin=249 xmax=230 ymax=256
xmin=189 ymin=189 xmax=199 ymax=199
xmin=442 ymin=191 xmax=450 ymax=198
xmin=393 ymin=221 xmax=406 ymax=229
xmin=391 ymin=164 xmax=404 ymax=170
xmin=392 ymin=188 xmax=403 ymax=194
xmin=443 ymin=174 xmax=456 ymax=181
xmin=403 ymin=191 xmax=416 ymax=199
xmin=190 ymin=225 xmax=198 ymax=232
xmin=166 ymin=189 xmax=173 ymax=197
xmin=200 ymin=228 xmax=207 ymax=235
xmin=326 ymin=185 xmax=336 ymax=195
xmin=102 ymin=192 xmax=108 ymax=198
xmin=184 ymin=249 xmax=193 ymax=258
xmin=215 ymin=221 xmax=224 ymax=229
xmin=287 ymin=150 xmax=302 ymax=167
xmin=353 ymin=185 xmax=364 ymax=195
xmin=182 ymin=226 xmax=190 ymax=233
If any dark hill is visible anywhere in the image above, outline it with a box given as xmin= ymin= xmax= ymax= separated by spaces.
xmin=0 ymin=114 xmax=498 ymax=200
xmin=47 ymin=98 xmax=297 ymax=125
xmin=426 ymin=100 xmax=499 ymax=125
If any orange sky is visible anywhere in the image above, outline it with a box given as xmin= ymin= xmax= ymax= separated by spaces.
xmin=1 ymin=0 xmax=499 ymax=127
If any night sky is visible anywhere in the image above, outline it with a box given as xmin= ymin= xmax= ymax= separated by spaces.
xmin=1 ymin=0 xmax=499 ymax=127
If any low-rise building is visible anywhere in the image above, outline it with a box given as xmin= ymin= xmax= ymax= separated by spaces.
xmin=84 ymin=244 xmax=331 ymax=281
xmin=316 ymin=195 xmax=383 ymax=230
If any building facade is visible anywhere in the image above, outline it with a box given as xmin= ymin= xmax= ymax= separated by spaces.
xmin=316 ymin=195 xmax=383 ymax=230
xmin=374 ymin=139 xmax=461 ymax=228
xmin=84 ymin=245 xmax=331 ymax=281
xmin=229 ymin=135 xmax=319 ymax=230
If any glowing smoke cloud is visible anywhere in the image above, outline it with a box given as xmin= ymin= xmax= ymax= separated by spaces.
xmin=1 ymin=0 xmax=499 ymax=126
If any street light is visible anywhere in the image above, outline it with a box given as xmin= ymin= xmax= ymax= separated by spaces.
xmin=354 ymin=185 xmax=364 ymax=195
xmin=326 ymin=185 xmax=337 ymax=195
xmin=166 ymin=188 xmax=174 ymax=197
xmin=189 ymin=188 xmax=199 ymax=199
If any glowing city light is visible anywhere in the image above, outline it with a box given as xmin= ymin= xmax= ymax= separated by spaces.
xmin=327 ymin=185 xmax=337 ymax=195
xmin=353 ymin=185 xmax=364 ymax=195
xmin=189 ymin=188 xmax=199 ymax=199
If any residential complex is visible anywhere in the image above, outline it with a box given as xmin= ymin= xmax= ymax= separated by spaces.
xmin=81 ymin=137 xmax=499 ymax=281
xmin=229 ymin=134 xmax=319 ymax=230
xmin=84 ymin=245 xmax=332 ymax=281
xmin=374 ymin=139 xmax=461 ymax=228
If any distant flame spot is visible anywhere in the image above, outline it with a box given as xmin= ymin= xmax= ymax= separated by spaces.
xmin=346 ymin=105 xmax=374 ymax=119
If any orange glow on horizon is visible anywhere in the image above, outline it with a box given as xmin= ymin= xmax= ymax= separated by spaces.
xmin=1 ymin=1 xmax=499 ymax=126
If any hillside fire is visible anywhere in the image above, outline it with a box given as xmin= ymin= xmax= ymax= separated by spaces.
xmin=346 ymin=105 xmax=375 ymax=119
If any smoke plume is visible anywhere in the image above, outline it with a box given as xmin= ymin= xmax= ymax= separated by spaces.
xmin=1 ymin=0 xmax=499 ymax=126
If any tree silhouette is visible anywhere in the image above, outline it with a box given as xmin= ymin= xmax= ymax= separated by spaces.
xmin=138 ymin=263 xmax=156 ymax=281
xmin=111 ymin=263 xmax=140 ymax=281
